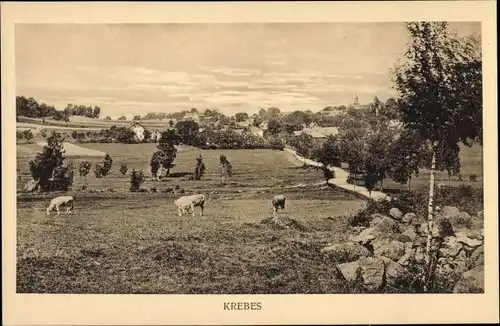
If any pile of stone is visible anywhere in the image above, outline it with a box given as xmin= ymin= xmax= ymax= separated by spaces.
xmin=321 ymin=206 xmax=484 ymax=293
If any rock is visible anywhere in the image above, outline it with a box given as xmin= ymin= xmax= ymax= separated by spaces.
xmin=412 ymin=237 xmax=426 ymax=248
xmin=441 ymin=206 xmax=460 ymax=217
xmin=397 ymin=250 xmax=413 ymax=266
xmin=389 ymin=208 xmax=403 ymax=220
xmin=357 ymin=256 xmax=386 ymax=291
xmin=391 ymin=233 xmax=413 ymax=243
xmin=369 ymin=215 xmax=401 ymax=235
xmin=446 ymin=211 xmax=473 ymax=229
xmin=23 ymin=179 xmax=39 ymax=192
xmin=368 ymin=214 xmax=389 ymax=227
xmin=402 ymin=213 xmax=416 ymax=223
xmin=453 ymin=265 xmax=484 ymax=293
xmin=435 ymin=218 xmax=455 ymax=238
xmin=451 ymin=250 xmax=469 ymax=277
xmin=470 ymin=245 xmax=484 ymax=268
xmin=401 ymin=226 xmax=418 ymax=242
xmin=336 ymin=261 xmax=361 ymax=283
xmin=321 ymin=242 xmax=372 ymax=263
xmin=455 ymin=231 xmax=483 ymax=248
xmin=414 ymin=246 xmax=426 ymax=263
xmin=439 ymin=236 xmax=463 ymax=258
xmin=379 ymin=257 xmax=408 ymax=288
xmin=465 ymin=228 xmax=483 ymax=240
xmin=374 ymin=240 xmax=406 ymax=261
xmin=348 ymin=232 xmax=375 ymax=245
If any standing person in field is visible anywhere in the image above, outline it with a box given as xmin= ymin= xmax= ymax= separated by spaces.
xmin=219 ymin=155 xmax=232 ymax=184
xmin=194 ymin=155 xmax=206 ymax=180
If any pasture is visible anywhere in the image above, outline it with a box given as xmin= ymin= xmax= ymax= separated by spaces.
xmin=17 ymin=145 xmax=365 ymax=293
xmin=16 ymin=142 xmax=484 ymax=293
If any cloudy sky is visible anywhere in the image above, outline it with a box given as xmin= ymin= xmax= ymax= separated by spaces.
xmin=16 ymin=23 xmax=480 ymax=118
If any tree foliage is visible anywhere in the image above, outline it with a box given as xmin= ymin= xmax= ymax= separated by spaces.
xmin=28 ymin=132 xmax=73 ymax=191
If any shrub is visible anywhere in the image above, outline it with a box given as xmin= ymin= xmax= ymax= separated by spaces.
xmin=469 ymin=174 xmax=478 ymax=182
xmin=267 ymin=137 xmax=285 ymax=150
xmin=130 ymin=169 xmax=146 ymax=192
xmin=119 ymin=163 xmax=128 ymax=176
xmin=348 ymin=198 xmax=393 ymax=227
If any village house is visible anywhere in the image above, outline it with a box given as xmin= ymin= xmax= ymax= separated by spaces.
xmin=250 ymin=126 xmax=264 ymax=138
xmin=236 ymin=119 xmax=253 ymax=129
xmin=129 ymin=122 xmax=146 ymax=141
xmin=151 ymin=129 xmax=162 ymax=141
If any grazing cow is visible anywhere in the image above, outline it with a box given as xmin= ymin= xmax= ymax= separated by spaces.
xmin=46 ymin=195 xmax=74 ymax=216
xmin=174 ymin=194 xmax=206 ymax=217
xmin=272 ymin=194 xmax=286 ymax=214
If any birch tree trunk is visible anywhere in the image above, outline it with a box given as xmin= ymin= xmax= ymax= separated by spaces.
xmin=424 ymin=147 xmax=437 ymax=291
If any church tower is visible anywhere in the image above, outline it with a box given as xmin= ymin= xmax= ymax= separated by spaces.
xmin=353 ymin=93 xmax=360 ymax=108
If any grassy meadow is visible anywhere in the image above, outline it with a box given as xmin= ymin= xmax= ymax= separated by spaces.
xmin=15 ymin=133 xmax=484 ymax=294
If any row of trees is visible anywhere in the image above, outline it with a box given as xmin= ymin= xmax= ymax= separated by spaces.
xmin=16 ymin=96 xmax=101 ymax=120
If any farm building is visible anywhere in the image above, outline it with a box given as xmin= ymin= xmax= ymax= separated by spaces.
xmin=129 ymin=122 xmax=146 ymax=141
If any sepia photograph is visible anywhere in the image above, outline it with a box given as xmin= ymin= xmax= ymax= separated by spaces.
xmin=3 ymin=1 xmax=498 ymax=325
xmin=14 ymin=20 xmax=486 ymax=294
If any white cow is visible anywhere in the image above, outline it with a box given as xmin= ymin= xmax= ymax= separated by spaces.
xmin=174 ymin=194 xmax=206 ymax=217
xmin=272 ymin=194 xmax=286 ymax=214
xmin=47 ymin=195 xmax=74 ymax=216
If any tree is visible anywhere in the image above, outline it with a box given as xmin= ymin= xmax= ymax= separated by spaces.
xmin=151 ymin=130 xmax=179 ymax=179
xmin=393 ymin=22 xmax=482 ymax=290
xmin=72 ymin=131 xmax=78 ymax=140
xmin=119 ymin=163 xmax=128 ymax=176
xmin=258 ymin=108 xmax=267 ymax=118
xmin=339 ymin=130 xmax=366 ymax=189
xmin=267 ymin=119 xmax=282 ymax=136
xmin=267 ymin=107 xmax=281 ymax=118
xmin=234 ymin=112 xmax=249 ymax=122
xmin=364 ymin=131 xmax=394 ymax=191
xmin=93 ymin=106 xmax=101 ymax=118
xmin=118 ymin=116 xmax=127 ymax=121
xmin=115 ymin=128 xmax=136 ymax=144
xmin=22 ymin=130 xmax=34 ymax=143
xmin=312 ymin=135 xmax=342 ymax=168
xmin=104 ymin=116 xmax=111 ymax=120
xmin=133 ymin=115 xmax=141 ymax=121
xmin=130 ymin=169 xmax=146 ymax=192
xmin=79 ymin=161 xmax=92 ymax=186
xmin=28 ymin=132 xmax=73 ymax=191
xmin=388 ymin=129 xmax=430 ymax=190
xmin=289 ymin=132 xmax=315 ymax=158
xmin=144 ymin=129 xmax=152 ymax=142
xmin=94 ymin=154 xmax=113 ymax=181
xmin=175 ymin=120 xmax=199 ymax=146
xmin=194 ymin=155 xmax=206 ymax=180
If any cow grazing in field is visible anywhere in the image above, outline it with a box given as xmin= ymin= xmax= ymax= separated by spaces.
xmin=272 ymin=194 xmax=286 ymax=214
xmin=46 ymin=195 xmax=74 ymax=216
xmin=174 ymin=194 xmax=206 ymax=217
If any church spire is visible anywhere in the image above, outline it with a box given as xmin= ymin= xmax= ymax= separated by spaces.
xmin=353 ymin=93 xmax=359 ymax=107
